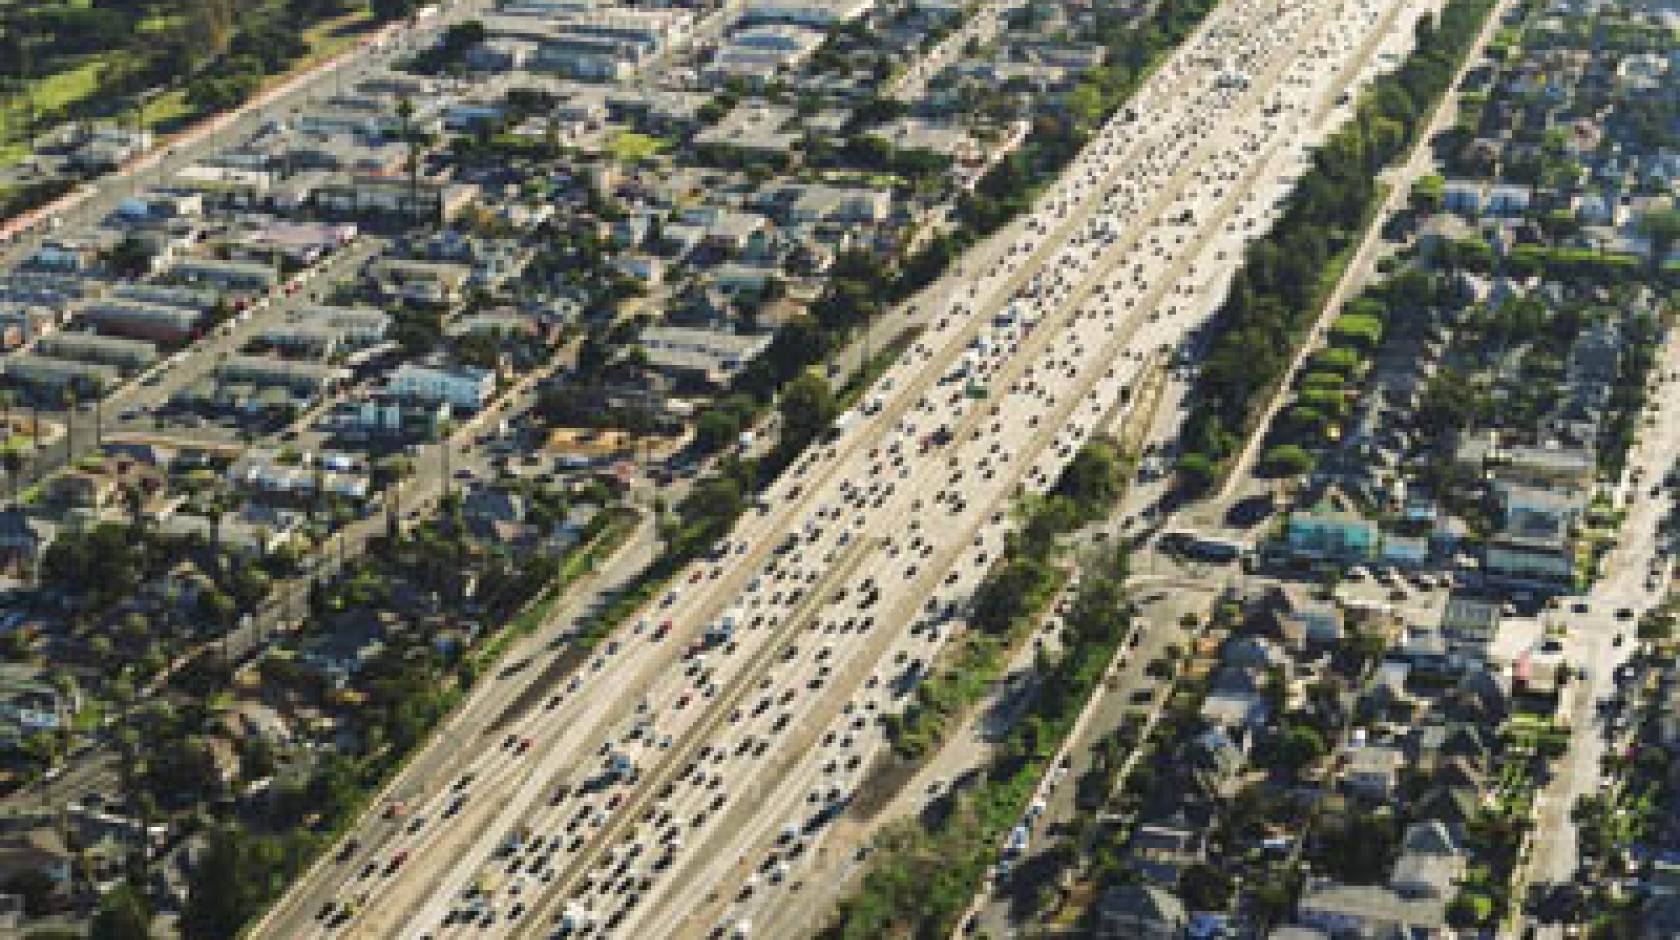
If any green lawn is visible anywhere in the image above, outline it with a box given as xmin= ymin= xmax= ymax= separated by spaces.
xmin=606 ymin=131 xmax=668 ymax=163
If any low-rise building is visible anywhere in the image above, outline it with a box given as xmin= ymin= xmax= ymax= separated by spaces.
xmin=79 ymin=299 xmax=204 ymax=345
xmin=167 ymin=257 xmax=280 ymax=294
xmin=638 ymin=326 xmax=773 ymax=388
xmin=35 ymin=333 xmax=158 ymax=371
xmin=0 ymin=664 xmax=77 ymax=746
xmin=387 ymin=362 xmax=496 ymax=411
xmin=1094 ymin=884 xmax=1189 ymax=939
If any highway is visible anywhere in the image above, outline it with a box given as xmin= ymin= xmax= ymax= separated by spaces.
xmin=252 ymin=0 xmax=1425 ymax=936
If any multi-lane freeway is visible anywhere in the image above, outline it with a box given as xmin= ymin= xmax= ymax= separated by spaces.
xmin=254 ymin=0 xmax=1433 ymax=936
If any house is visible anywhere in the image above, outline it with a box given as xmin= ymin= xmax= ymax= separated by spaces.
xmin=1439 ymin=595 xmax=1502 ymax=666
xmin=1498 ymin=444 xmax=1595 ymax=490
xmin=1127 ymin=818 xmax=1204 ymax=885
xmin=1390 ymin=821 xmax=1466 ymax=900
xmin=709 ymin=24 xmax=827 ymax=80
xmin=462 ymin=488 xmax=527 ymax=527
xmin=1296 ymin=879 xmax=1451 ymax=938
xmin=1486 ymin=183 xmax=1532 ymax=216
xmin=1342 ymin=744 xmax=1403 ymax=799
xmin=1095 ymin=884 xmax=1189 ymax=939
xmin=79 ymin=299 xmax=204 ymax=345
xmin=167 ymin=257 xmax=280 ymax=294
xmin=0 ymin=827 xmax=72 ymax=889
xmin=1497 ymin=480 xmax=1582 ymax=530
xmin=637 ymin=326 xmax=773 ymax=388
xmin=1450 ymin=668 xmax=1511 ymax=724
xmin=36 ymin=332 xmax=159 ymax=371
xmin=387 ymin=362 xmax=496 ymax=411
xmin=216 ymin=355 xmax=343 ymax=398
xmin=313 ymin=177 xmax=478 ymax=225
xmin=1201 ymin=683 xmax=1270 ymax=733
xmin=49 ymin=471 xmax=118 ymax=511
xmin=741 ymin=0 xmax=872 ymax=27
xmin=1441 ymin=179 xmax=1485 ymax=215
xmin=2 ymin=353 xmax=120 ymax=396
xmin=0 ymin=664 xmax=78 ymax=746
xmin=1265 ymin=585 xmax=1346 ymax=647
xmin=1189 ymin=726 xmax=1247 ymax=797
xmin=299 ymin=624 xmax=388 ymax=686
xmin=1486 ymin=530 xmax=1575 ymax=587
xmin=0 ymin=510 xmax=50 ymax=579
xmin=369 ymin=259 xmax=471 ymax=305
xmin=1284 ymin=507 xmax=1378 ymax=562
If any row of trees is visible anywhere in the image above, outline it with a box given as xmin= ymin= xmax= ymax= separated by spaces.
xmin=831 ymin=544 xmax=1135 ymax=937
xmin=887 ymin=438 xmax=1125 ymax=759
xmin=1175 ymin=0 xmax=1497 ymax=493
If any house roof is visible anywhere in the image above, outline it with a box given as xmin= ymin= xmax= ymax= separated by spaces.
xmin=1099 ymin=884 xmax=1186 ymax=924
xmin=1401 ymin=820 xmax=1461 ymax=856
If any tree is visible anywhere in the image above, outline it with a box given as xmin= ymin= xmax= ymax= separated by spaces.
xmin=1175 ymin=451 xmax=1216 ymax=493
xmin=196 ymin=589 xmax=236 ymax=629
xmin=370 ymin=0 xmax=419 ymax=21
xmin=1638 ymin=208 xmax=1680 ymax=265
xmin=1275 ymin=725 xmax=1326 ymax=777
xmin=1053 ymin=439 xmax=1121 ymax=519
xmin=1260 ymin=444 xmax=1315 ymax=477
xmin=1177 ymin=862 xmax=1232 ymax=910
xmin=693 ymin=408 xmax=743 ymax=453
xmin=394 ymin=95 xmax=423 ymax=227
xmin=181 ymin=826 xmax=263 ymax=939
xmin=89 ymin=882 xmax=153 ymax=940
xmin=969 ymin=557 xmax=1052 ymax=633
xmin=777 ymin=371 xmax=837 ymax=453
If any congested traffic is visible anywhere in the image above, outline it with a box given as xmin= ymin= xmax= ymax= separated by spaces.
xmin=261 ymin=0 xmax=1434 ymax=935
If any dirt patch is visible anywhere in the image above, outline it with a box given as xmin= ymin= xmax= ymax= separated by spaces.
xmin=485 ymin=644 xmax=590 ymax=736
xmin=847 ymin=753 xmax=922 ymax=821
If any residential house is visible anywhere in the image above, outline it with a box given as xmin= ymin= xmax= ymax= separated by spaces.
xmin=637 ymin=326 xmax=773 ymax=388
xmin=0 ymin=664 xmax=77 ymax=746
xmin=1439 ymin=595 xmax=1502 ymax=667
xmin=0 ymin=827 xmax=71 ymax=890
xmin=0 ymin=510 xmax=50 ymax=579
xmin=1441 ymin=179 xmax=1486 ymax=215
xmin=167 ymin=257 xmax=280 ymax=294
xmin=1095 ymin=884 xmax=1189 ymax=939
xmin=1342 ymin=744 xmax=1404 ymax=800
xmin=1265 ymin=585 xmax=1346 ymax=648
xmin=1390 ymin=821 xmax=1466 ymax=901
xmin=1284 ymin=507 xmax=1378 ymax=563
xmin=1295 ymin=879 xmax=1451 ymax=938
xmin=1127 ymin=817 xmax=1204 ymax=886
xmin=387 ymin=362 xmax=496 ymax=412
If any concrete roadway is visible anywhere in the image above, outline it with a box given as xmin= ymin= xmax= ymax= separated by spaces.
xmin=258 ymin=0 xmax=1424 ymax=936
xmin=758 ymin=0 xmax=1444 ymax=932
xmin=456 ymin=3 xmax=1417 ymax=933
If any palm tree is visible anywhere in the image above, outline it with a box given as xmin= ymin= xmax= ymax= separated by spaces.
xmin=395 ymin=95 xmax=422 ymax=228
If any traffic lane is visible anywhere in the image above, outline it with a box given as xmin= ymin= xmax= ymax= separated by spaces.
xmin=285 ymin=0 xmax=1377 ymax=933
